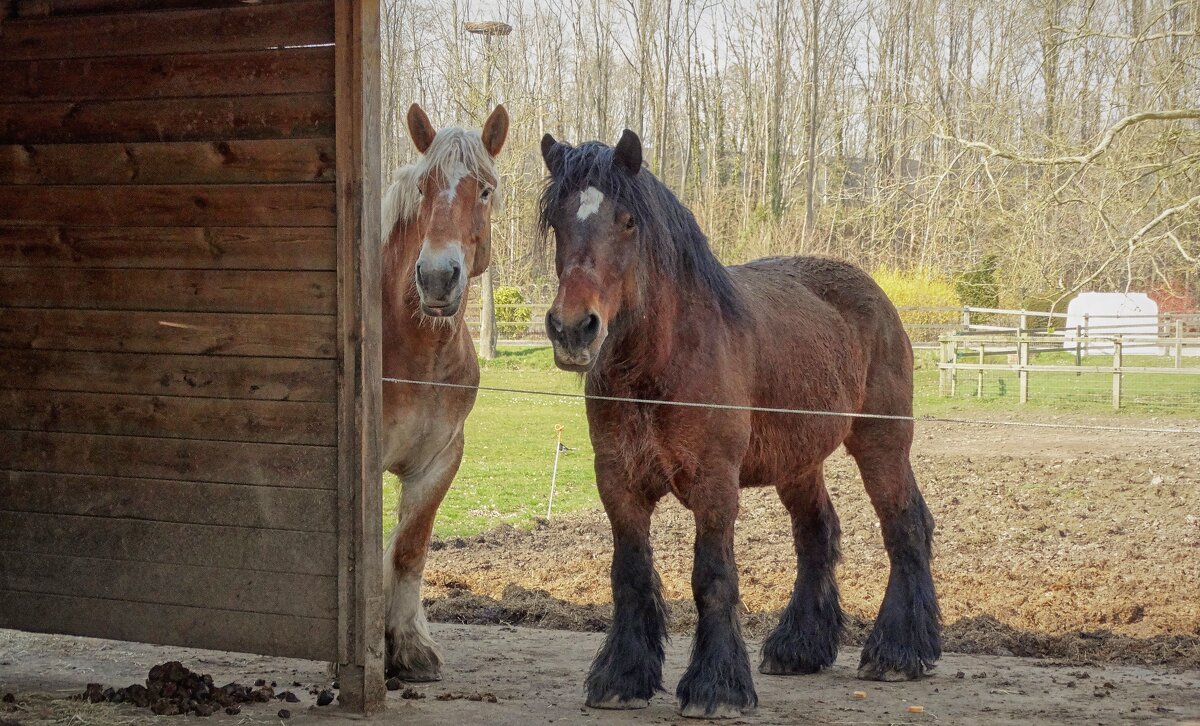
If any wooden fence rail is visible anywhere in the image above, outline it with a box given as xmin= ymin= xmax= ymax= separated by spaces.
xmin=938 ymin=332 xmax=1200 ymax=409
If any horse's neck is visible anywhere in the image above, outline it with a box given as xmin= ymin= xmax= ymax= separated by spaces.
xmin=593 ymin=270 xmax=717 ymax=390
xmin=381 ymin=219 xmax=471 ymax=374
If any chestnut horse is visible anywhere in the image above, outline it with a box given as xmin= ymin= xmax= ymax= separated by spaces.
xmin=538 ymin=131 xmax=940 ymax=718
xmin=381 ymin=103 xmax=508 ymax=681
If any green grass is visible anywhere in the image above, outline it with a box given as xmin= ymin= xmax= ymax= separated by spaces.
xmin=383 ymin=348 xmax=597 ymax=539
xmin=383 ymin=346 xmax=1198 ymax=540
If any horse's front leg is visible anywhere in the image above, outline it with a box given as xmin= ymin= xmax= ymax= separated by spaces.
xmin=585 ymin=460 xmax=666 ymax=710
xmin=676 ymin=463 xmax=758 ymax=719
xmin=383 ymin=434 xmax=464 ymax=682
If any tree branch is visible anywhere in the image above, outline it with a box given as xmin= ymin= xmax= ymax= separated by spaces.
xmin=940 ymin=109 xmax=1200 ymax=166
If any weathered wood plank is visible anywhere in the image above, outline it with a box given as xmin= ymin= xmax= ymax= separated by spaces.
xmin=0 ymin=350 xmax=337 ymax=401
xmin=0 ymin=431 xmax=336 ymax=488
xmin=334 ymin=0 xmax=385 ymax=708
xmin=0 ymin=309 xmax=336 ymax=358
xmin=0 ymin=389 xmax=336 ymax=445
xmin=14 ymin=0 xmax=301 ymax=16
xmin=0 ymin=269 xmax=335 ymax=314
xmin=0 ymin=140 xmax=335 ymax=185
xmin=0 ymin=471 xmax=337 ymax=532
xmin=0 ymin=47 xmax=334 ymax=102
xmin=0 ymin=226 xmax=336 ymax=270
xmin=0 ymin=185 xmax=335 ymax=227
xmin=0 ymin=511 xmax=336 ymax=574
xmin=0 ymin=591 xmax=336 ymax=660
xmin=0 ymin=552 xmax=337 ymax=620
xmin=0 ymin=1 xmax=333 ymax=60
xmin=0 ymin=94 xmax=333 ymax=144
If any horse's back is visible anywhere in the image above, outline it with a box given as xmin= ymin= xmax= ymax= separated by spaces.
xmin=731 ymin=255 xmax=910 ymax=373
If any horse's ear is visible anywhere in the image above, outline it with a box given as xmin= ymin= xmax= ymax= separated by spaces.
xmin=481 ymin=105 xmax=509 ymax=158
xmin=613 ymin=129 xmax=642 ymax=176
xmin=407 ymin=103 xmax=436 ymax=154
xmin=541 ymin=133 xmax=563 ymax=175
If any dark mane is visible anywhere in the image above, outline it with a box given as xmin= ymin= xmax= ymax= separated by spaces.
xmin=538 ymin=141 xmax=744 ymax=320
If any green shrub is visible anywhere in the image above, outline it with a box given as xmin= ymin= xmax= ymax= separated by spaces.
xmin=871 ymin=265 xmax=961 ymax=327
xmin=954 ymin=254 xmax=1000 ymax=317
xmin=494 ymin=286 xmax=532 ymax=337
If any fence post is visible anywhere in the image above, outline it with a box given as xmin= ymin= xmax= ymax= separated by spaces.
xmin=936 ymin=340 xmax=945 ymax=396
xmin=1176 ymin=319 xmax=1184 ymax=369
xmin=1083 ymin=313 xmax=1090 ymax=356
xmin=950 ymin=339 xmax=958 ymax=397
xmin=976 ymin=342 xmax=984 ymax=397
xmin=1074 ymin=324 xmax=1083 ymax=375
xmin=961 ymin=307 xmax=971 ymax=332
xmin=1112 ymin=335 xmax=1123 ymax=410
xmin=1018 ymin=330 xmax=1029 ymax=404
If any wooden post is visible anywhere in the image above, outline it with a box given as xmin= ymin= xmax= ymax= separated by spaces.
xmin=1022 ymin=328 xmax=1032 ymax=403
xmin=961 ymin=306 xmax=971 ymax=332
xmin=950 ymin=339 xmax=958 ymax=397
xmin=479 ymin=269 xmax=498 ymax=359
xmin=1018 ymin=315 xmax=1029 ymax=404
xmin=1083 ymin=313 xmax=1090 ymax=356
xmin=938 ymin=340 xmax=948 ymax=397
xmin=334 ymin=0 xmax=385 ymax=714
xmin=976 ymin=342 xmax=984 ymax=397
xmin=1176 ymin=319 xmax=1184 ymax=369
xmin=466 ymin=21 xmax=511 ymax=361
xmin=1080 ymin=326 xmax=1089 ymax=376
xmin=1112 ymin=335 xmax=1123 ymax=410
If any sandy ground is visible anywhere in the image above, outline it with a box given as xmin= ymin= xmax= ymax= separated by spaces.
xmin=2 ymin=625 xmax=1199 ymax=725
xmin=424 ymin=415 xmax=1200 ymax=668
xmin=2 ymin=413 xmax=1198 ymax=724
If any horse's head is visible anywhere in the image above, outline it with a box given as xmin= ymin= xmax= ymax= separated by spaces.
xmin=405 ymin=103 xmax=508 ymax=318
xmin=538 ymin=130 xmax=646 ymax=372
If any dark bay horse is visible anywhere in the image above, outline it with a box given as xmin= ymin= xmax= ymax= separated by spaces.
xmin=380 ymin=103 xmax=508 ymax=681
xmin=538 ymin=130 xmax=940 ymax=718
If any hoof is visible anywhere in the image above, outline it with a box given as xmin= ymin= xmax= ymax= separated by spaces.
xmin=385 ymin=665 xmax=442 ymax=683
xmin=678 ymin=702 xmax=755 ymax=719
xmin=856 ymin=662 xmax=927 ymax=682
xmin=586 ymin=695 xmax=649 ymax=710
xmin=758 ymin=656 xmax=823 ymax=676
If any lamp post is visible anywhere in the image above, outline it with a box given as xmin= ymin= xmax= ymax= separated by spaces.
xmin=465 ymin=20 xmax=512 ymax=360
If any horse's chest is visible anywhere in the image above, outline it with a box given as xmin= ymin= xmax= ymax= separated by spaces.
xmin=381 ymin=377 xmax=475 ymax=477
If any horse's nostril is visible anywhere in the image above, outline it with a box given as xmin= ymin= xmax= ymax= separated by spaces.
xmin=449 ymin=261 xmax=461 ymax=283
xmin=583 ymin=313 xmax=600 ymax=337
xmin=548 ymin=313 xmax=564 ymax=334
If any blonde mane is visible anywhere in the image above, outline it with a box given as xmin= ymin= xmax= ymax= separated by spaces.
xmin=381 ymin=126 xmax=500 ymax=245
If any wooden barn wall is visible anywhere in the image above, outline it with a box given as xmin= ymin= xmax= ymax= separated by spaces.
xmin=0 ymin=0 xmax=380 ymax=670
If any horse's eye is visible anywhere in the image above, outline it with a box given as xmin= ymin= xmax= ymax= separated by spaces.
xmin=480 ymin=186 xmax=492 ymax=202
xmin=624 ymin=216 xmax=637 ymax=230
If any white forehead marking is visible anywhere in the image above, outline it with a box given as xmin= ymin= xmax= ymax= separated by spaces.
xmin=576 ymin=186 xmax=604 ymax=220
xmin=442 ymin=164 xmax=468 ymax=202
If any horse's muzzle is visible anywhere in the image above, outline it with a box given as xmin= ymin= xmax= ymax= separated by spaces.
xmin=546 ymin=309 xmax=604 ymax=371
xmin=415 ymin=257 xmax=464 ymax=318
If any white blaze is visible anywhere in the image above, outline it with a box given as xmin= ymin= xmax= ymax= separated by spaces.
xmin=442 ymin=164 xmax=468 ymax=202
xmin=577 ymin=186 xmax=604 ymax=220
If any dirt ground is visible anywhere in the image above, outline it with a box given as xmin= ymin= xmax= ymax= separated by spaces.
xmin=2 ymin=413 xmax=1198 ymax=725
xmin=423 ymin=414 xmax=1200 ymax=668
xmin=2 ymin=625 xmax=1199 ymax=725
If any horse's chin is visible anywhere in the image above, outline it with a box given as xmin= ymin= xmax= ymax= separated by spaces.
xmin=552 ymin=346 xmax=598 ymax=373
xmin=420 ymin=300 xmax=461 ymax=319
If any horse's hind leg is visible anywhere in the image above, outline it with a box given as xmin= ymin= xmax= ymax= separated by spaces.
xmin=846 ymin=418 xmax=940 ymax=681
xmin=383 ymin=436 xmax=463 ymax=682
xmin=759 ymin=467 xmax=843 ymax=675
